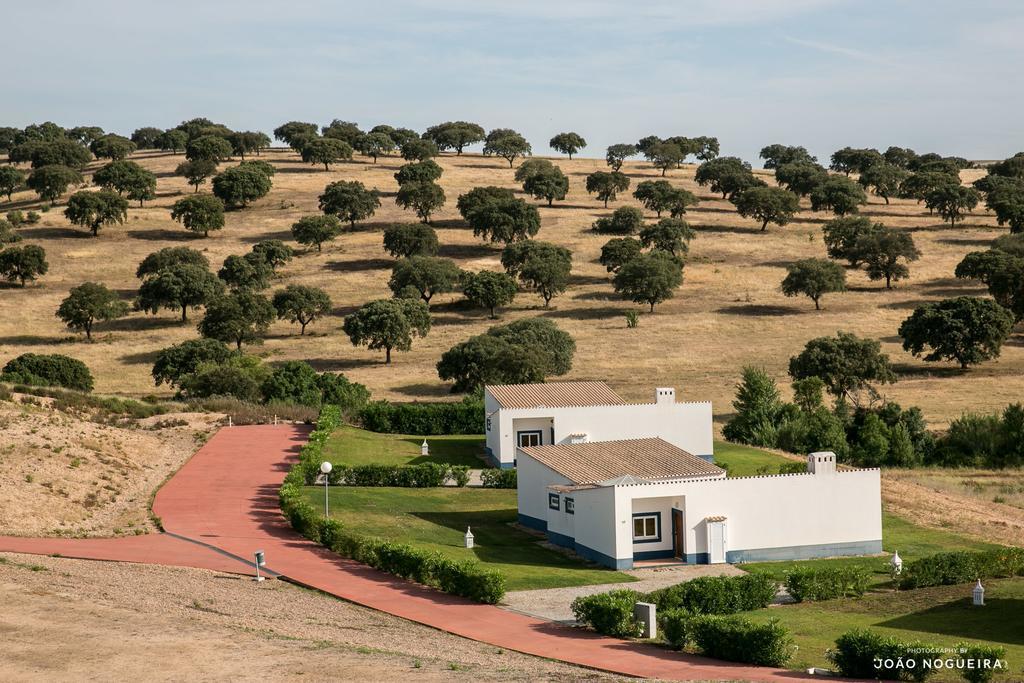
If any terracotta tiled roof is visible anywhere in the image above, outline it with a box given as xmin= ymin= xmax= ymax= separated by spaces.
xmin=519 ymin=437 xmax=724 ymax=485
xmin=487 ymin=382 xmax=625 ymax=410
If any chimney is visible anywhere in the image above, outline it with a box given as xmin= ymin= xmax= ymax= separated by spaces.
xmin=655 ymin=387 xmax=675 ymax=405
xmin=807 ymin=451 xmax=836 ymax=475
xmin=569 ymin=433 xmax=589 ymax=445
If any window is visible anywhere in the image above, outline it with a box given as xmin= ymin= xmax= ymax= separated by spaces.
xmin=517 ymin=430 xmax=542 ymax=448
xmin=632 ymin=513 xmax=660 ymax=543
xmin=548 ymin=493 xmax=560 ymax=510
xmin=565 ymin=498 xmax=574 ymax=515
xmin=485 ymin=417 xmax=492 ymax=432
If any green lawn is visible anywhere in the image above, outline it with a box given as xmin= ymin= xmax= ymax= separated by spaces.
xmin=323 ymin=425 xmax=486 ymax=467
xmin=743 ymin=512 xmax=1003 ymax=588
xmin=712 ymin=440 xmax=797 ymax=477
xmin=743 ymin=578 xmax=1024 ymax=679
xmin=301 ymin=485 xmax=635 ymax=591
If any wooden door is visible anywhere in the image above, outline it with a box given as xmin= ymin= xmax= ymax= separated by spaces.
xmin=672 ymin=508 xmax=684 ymax=560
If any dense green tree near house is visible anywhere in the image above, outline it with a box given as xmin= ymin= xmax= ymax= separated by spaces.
xmin=461 ymin=270 xmax=518 ymax=318
xmin=388 ymin=256 xmax=463 ymax=304
xmin=137 ymin=262 xmax=224 ymax=322
xmin=789 ymin=332 xmax=896 ymax=400
xmin=56 ymin=282 xmax=129 ymax=340
xmin=272 ymin=285 xmax=332 ymax=335
xmin=343 ymin=297 xmax=431 ymax=364
xmin=612 ymin=250 xmax=683 ymax=311
xmin=899 ymin=297 xmax=1015 ymax=369
xmin=198 ymin=290 xmax=276 ymax=350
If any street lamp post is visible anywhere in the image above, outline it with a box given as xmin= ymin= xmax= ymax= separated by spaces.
xmin=320 ymin=461 xmax=332 ymax=517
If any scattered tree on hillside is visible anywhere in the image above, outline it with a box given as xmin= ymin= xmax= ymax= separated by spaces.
xmin=152 ymin=338 xmax=233 ymax=387
xmin=212 ymin=165 xmax=272 ymax=208
xmin=789 ymin=331 xmax=896 ymax=401
xmin=883 ymin=146 xmax=918 ymax=169
xmin=781 ymin=258 xmax=846 ymax=310
xmin=198 ymin=290 xmax=276 ymax=350
xmin=354 ymin=131 xmax=396 ymax=162
xmin=633 ymin=180 xmax=698 ymax=217
xmin=174 ymin=159 xmax=218 ymax=192
xmin=774 ymin=161 xmax=829 ymax=198
xmin=822 ymin=216 xmax=880 ymax=266
xmin=423 ymin=122 xmax=485 ymax=155
xmin=456 ymin=186 xmax=515 ymax=221
xmin=218 ymin=253 xmax=274 ymax=290
xmin=732 ymin=186 xmax=800 ymax=230
xmin=593 ymin=206 xmax=644 ymax=234
xmin=400 ymin=138 xmax=439 ymax=162
xmin=924 ymin=183 xmax=980 ymax=226
xmin=250 ymin=240 xmax=294 ymax=271
xmin=809 ymin=176 xmax=867 ymax=216
xmin=760 ymin=144 xmax=816 ymax=169
xmin=64 ymin=190 xmax=128 ymax=236
xmin=639 ymin=218 xmax=694 ymax=257
xmin=394 ymin=160 xmax=443 ymax=186
xmin=382 ymin=223 xmax=439 ymax=258
xmin=56 ymin=282 xmax=129 ymax=340
xmin=694 ymin=157 xmax=761 ymax=199
xmin=605 ymin=144 xmax=637 ymax=172
xmin=185 ymin=135 xmax=233 ymax=163
xmin=955 ymin=248 xmax=1024 ymax=322
xmin=321 ymin=120 xmax=363 ymax=146
xmin=27 ymin=165 xmax=83 ymax=204
xmin=858 ymin=163 xmax=908 ymax=204
xmin=395 ymin=181 xmax=445 ymax=223
xmin=291 ymin=215 xmax=344 ymax=252
xmin=829 ymin=147 xmax=883 ymax=175
xmin=549 ymin=132 xmax=587 ymax=159
xmin=137 ymin=263 xmax=224 ymax=322
xmin=89 ymin=134 xmax=136 ymax=161
xmin=854 ymin=228 xmax=921 ymax=288
xmin=273 ymin=121 xmax=319 ymax=147
xmin=899 ymin=297 xmax=1015 ymax=369
xmin=599 ymin=237 xmax=643 ymax=273
xmin=0 ymin=244 xmax=48 ymax=287
xmin=342 ymin=298 xmax=431 ymax=364
xmin=585 ymin=171 xmax=630 ymax=207
xmin=272 ymin=284 xmax=332 ymax=335
xmin=613 ymin=251 xmax=683 ymax=312
xmin=482 ymin=129 xmax=532 ymax=167
xmin=318 ymin=180 xmax=380 ymax=227
xmin=300 ymin=137 xmax=353 ymax=170
xmin=518 ymin=162 xmax=569 ymax=206
xmin=388 ymin=256 xmax=463 ymax=304
xmin=501 ymin=240 xmax=572 ymax=307
xmin=0 ymin=165 xmax=26 ymax=201
xmin=156 ymin=129 xmax=188 ymax=154
xmin=899 ymin=171 xmax=957 ymax=204
xmin=136 ymin=247 xmax=209 ymax=278
xmin=466 ymin=197 xmax=541 ymax=243
xmin=647 ymin=142 xmax=687 ymax=176
xmin=462 ymin=270 xmax=518 ymax=317
xmin=170 ymin=194 xmax=225 ymax=237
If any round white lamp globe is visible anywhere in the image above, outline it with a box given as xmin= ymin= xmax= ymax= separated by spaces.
xmin=320 ymin=461 xmax=333 ymax=474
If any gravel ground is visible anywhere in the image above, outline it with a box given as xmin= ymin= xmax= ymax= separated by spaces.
xmin=0 ymin=552 xmax=627 ymax=682
xmin=504 ymin=564 xmax=746 ymax=622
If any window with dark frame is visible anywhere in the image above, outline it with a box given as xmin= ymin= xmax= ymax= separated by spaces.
xmin=548 ymin=493 xmax=560 ymax=510
xmin=518 ymin=430 xmax=542 ymax=448
xmin=565 ymin=497 xmax=574 ymax=514
xmin=632 ymin=514 xmax=659 ymax=542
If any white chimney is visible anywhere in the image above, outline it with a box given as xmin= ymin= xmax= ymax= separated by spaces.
xmin=807 ymin=451 xmax=836 ymax=475
xmin=655 ymin=388 xmax=675 ymax=405
xmin=569 ymin=433 xmax=589 ymax=445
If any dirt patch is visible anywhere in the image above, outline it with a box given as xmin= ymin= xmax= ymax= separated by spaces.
xmin=882 ymin=472 xmax=1024 ymax=546
xmin=0 ymin=398 xmax=219 ymax=537
xmin=0 ymin=552 xmax=620 ymax=682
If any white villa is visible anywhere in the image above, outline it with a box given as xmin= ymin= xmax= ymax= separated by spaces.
xmin=487 ymin=382 xmax=883 ymax=570
xmin=484 ymin=382 xmax=713 ymax=469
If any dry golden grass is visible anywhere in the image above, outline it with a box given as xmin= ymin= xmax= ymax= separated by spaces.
xmin=1 ymin=149 xmax=1020 ymax=430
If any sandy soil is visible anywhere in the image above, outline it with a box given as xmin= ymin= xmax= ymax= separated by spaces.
xmin=0 ymin=148 xmax=1020 ymax=431
xmin=0 ymin=552 xmax=624 ymax=682
xmin=0 ymin=396 xmax=219 ymax=537
xmin=883 ymin=471 xmax=1024 ymax=547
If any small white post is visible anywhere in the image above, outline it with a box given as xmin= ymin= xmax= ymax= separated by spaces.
xmin=633 ymin=602 xmax=657 ymax=639
xmin=464 ymin=526 xmax=474 ymax=549
xmin=274 ymin=414 xmax=278 ymax=426
xmin=254 ymin=550 xmax=266 ymax=582
xmin=891 ymin=550 xmax=903 ymax=576
xmin=973 ymin=579 xmax=985 ymax=606
xmin=421 ymin=439 xmax=429 ymax=456
xmin=227 ymin=415 xmax=232 ymax=428
xmin=320 ymin=461 xmax=333 ymax=517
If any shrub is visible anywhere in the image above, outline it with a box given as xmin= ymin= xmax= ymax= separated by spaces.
xmin=828 ymin=629 xmax=939 ymax=681
xmin=570 ymin=590 xmax=644 ymax=638
xmin=448 ymin=465 xmax=471 ymax=487
xmin=688 ymin=614 xmax=793 ymax=667
xmin=659 ymin=608 xmax=691 ymax=649
xmin=480 ymin=468 xmax=517 ymax=488
xmin=1 ymin=353 xmax=94 ymax=392
xmin=646 ymin=573 xmax=777 ymax=614
xmin=955 ymin=643 xmax=1006 ymax=683
xmin=785 ymin=566 xmax=870 ymax=602
xmin=327 ymin=462 xmax=450 ymax=488
xmin=900 ymin=548 xmax=1024 ymax=590
xmin=279 ymin=405 xmax=505 ymax=604
xmin=359 ymin=395 xmax=482 ymax=435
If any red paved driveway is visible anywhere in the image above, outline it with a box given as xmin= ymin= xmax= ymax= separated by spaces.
xmin=4 ymin=424 xmax=834 ymax=682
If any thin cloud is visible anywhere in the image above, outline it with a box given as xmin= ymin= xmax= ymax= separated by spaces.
xmin=783 ymin=36 xmax=889 ymax=64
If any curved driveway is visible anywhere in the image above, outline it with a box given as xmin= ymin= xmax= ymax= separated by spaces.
xmin=3 ymin=424 xmax=832 ymax=682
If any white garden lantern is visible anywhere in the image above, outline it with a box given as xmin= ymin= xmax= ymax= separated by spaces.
xmin=464 ymin=526 xmax=474 ymax=549
xmin=254 ymin=550 xmax=266 ymax=582
xmin=973 ymin=579 xmax=985 ymax=606
xmin=421 ymin=439 xmax=429 ymax=456
xmin=320 ymin=461 xmax=332 ymax=516
xmin=890 ymin=550 xmax=903 ymax=576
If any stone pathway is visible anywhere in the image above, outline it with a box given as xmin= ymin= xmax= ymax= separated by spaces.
xmin=505 ymin=563 xmax=746 ymax=622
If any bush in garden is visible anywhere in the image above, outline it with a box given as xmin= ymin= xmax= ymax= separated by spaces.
xmin=480 ymin=468 xmax=517 ymax=488
xmin=784 ymin=566 xmax=870 ymax=602
xmin=901 ymin=548 xmax=1024 ymax=589
xmin=646 ymin=573 xmax=777 ymax=614
xmin=659 ymin=609 xmax=691 ymax=649
xmin=955 ymin=643 xmax=1006 ymax=683
xmin=687 ymin=614 xmax=793 ymax=667
xmin=570 ymin=590 xmax=644 ymax=638
xmin=828 ymin=629 xmax=939 ymax=681
xmin=448 ymin=465 xmax=471 ymax=487
xmin=1 ymin=353 xmax=94 ymax=392
xmin=359 ymin=395 xmax=483 ymax=435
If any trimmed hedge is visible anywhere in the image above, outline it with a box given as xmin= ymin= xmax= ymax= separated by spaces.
xmin=785 ymin=566 xmax=870 ymax=602
xmin=279 ymin=406 xmax=505 ymax=604
xmin=2 ymin=353 xmax=94 ymax=392
xmin=570 ymin=589 xmax=645 ymax=638
xmin=647 ymin=573 xmax=776 ymax=614
xmin=956 ymin=643 xmax=1007 ymax=683
xmin=829 ymin=629 xmax=939 ymax=681
xmin=480 ymin=468 xmax=517 ymax=488
xmin=686 ymin=614 xmax=793 ymax=667
xmin=901 ymin=548 xmax=1024 ymax=590
xmin=359 ymin=396 xmax=482 ymax=435
xmin=322 ymin=462 xmax=468 ymax=488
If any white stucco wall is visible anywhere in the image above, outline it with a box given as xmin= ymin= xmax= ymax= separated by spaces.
xmin=485 ymin=393 xmax=714 ymax=467
xmin=516 ymin=451 xmax=571 ymax=526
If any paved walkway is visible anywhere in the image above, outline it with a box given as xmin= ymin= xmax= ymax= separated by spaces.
xmin=1 ymin=425 xmax=838 ymax=682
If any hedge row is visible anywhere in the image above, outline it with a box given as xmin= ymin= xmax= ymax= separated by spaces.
xmin=901 ymin=547 xmax=1024 ymax=590
xmin=662 ymin=612 xmax=794 ymax=667
xmin=320 ymin=462 xmax=470 ymax=488
xmin=829 ymin=629 xmax=1006 ymax=683
xmin=784 ymin=566 xmax=871 ymax=602
xmin=279 ymin=406 xmax=505 ymax=604
xmin=571 ymin=573 xmax=778 ymax=641
xmin=480 ymin=468 xmax=517 ymax=488
xmin=358 ymin=396 xmax=483 ymax=435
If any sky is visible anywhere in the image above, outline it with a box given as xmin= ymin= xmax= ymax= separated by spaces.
xmin=3 ymin=0 xmax=1023 ymax=165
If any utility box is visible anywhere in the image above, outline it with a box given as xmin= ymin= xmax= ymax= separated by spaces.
xmin=633 ymin=602 xmax=657 ymax=639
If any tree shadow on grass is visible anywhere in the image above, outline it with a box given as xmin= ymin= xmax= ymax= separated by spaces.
xmin=936 ymin=236 xmax=997 ymax=248
xmin=126 ymin=228 xmax=195 ymax=241
xmin=437 ymin=243 xmax=499 ymax=260
xmin=0 ymin=334 xmax=71 ymax=346
xmin=101 ymin=316 xmax=183 ymax=333
xmin=890 ymin=362 xmax=967 ymax=379
xmin=391 ymin=382 xmax=453 ymax=400
xmin=542 ymin=305 xmax=624 ymax=320
xmin=324 ymin=257 xmax=393 ymax=272
xmin=716 ymin=303 xmax=800 ymax=316
xmin=119 ymin=349 xmax=160 ymax=365
xmin=237 ymin=229 xmax=295 ymax=244
xmin=878 ymin=596 xmax=1024 ymax=645
xmin=573 ymin=290 xmax=618 ymax=302
xmin=303 ymin=357 xmax=381 ymax=372
xmin=430 ymin=218 xmax=471 ymax=230
xmin=16 ymin=226 xmax=87 ymax=239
